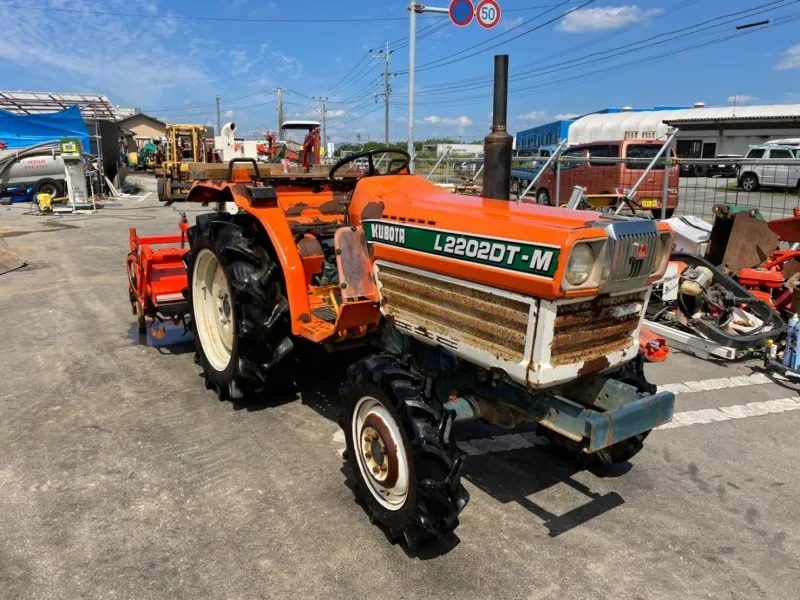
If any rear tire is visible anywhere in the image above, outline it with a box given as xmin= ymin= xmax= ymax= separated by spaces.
xmin=157 ymin=178 xmax=166 ymax=202
xmin=34 ymin=178 xmax=64 ymax=198
xmin=341 ymin=355 xmax=469 ymax=547
xmin=536 ymin=188 xmax=551 ymax=205
xmin=740 ymin=173 xmax=759 ymax=192
xmin=185 ymin=213 xmax=293 ymax=401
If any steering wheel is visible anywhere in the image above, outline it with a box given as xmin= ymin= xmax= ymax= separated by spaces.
xmin=329 ymin=147 xmax=411 ymax=181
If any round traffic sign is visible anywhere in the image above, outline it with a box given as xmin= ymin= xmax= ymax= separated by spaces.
xmin=476 ymin=0 xmax=501 ymax=29
xmin=449 ymin=0 xmax=474 ymax=28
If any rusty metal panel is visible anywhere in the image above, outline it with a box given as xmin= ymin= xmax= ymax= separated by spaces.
xmin=550 ymin=293 xmax=642 ymax=366
xmin=714 ymin=212 xmax=779 ymax=275
xmin=377 ymin=265 xmax=530 ymax=363
xmin=335 ymin=226 xmax=377 ymax=302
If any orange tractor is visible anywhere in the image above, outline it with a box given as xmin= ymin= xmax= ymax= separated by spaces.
xmin=127 ymin=149 xmax=675 ymax=545
xmin=127 ymin=57 xmax=675 ymax=546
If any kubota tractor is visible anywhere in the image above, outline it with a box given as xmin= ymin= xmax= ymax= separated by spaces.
xmin=128 ymin=148 xmax=675 ymax=546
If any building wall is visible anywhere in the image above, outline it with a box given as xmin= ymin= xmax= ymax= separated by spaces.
xmin=120 ymin=115 xmax=166 ymax=149
xmin=516 ymin=121 xmax=571 ymax=151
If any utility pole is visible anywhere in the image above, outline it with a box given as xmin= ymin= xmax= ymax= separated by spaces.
xmin=277 ymin=88 xmax=284 ymax=140
xmin=407 ymin=3 xmax=448 ymax=171
xmin=215 ymin=94 xmax=221 ymax=133
xmin=374 ymin=41 xmax=394 ymax=146
xmin=314 ymin=96 xmax=328 ymax=149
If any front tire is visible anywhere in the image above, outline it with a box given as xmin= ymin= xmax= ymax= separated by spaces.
xmin=536 ymin=188 xmax=551 ymax=205
xmin=341 ymin=355 xmax=469 ymax=547
xmin=185 ymin=213 xmax=293 ymax=401
xmin=157 ymin=177 xmax=167 ymax=202
xmin=740 ymin=173 xmax=759 ymax=192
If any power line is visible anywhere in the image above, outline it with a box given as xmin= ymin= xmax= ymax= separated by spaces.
xmin=0 ymin=2 xmax=423 ymax=22
xmin=143 ymin=88 xmax=275 ymax=112
xmin=396 ymin=0 xmax=590 ymax=75
xmin=395 ymin=0 xmax=795 ymax=98
xmin=389 ymin=8 xmax=799 ymax=106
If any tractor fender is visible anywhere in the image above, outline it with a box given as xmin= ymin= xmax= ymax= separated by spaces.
xmin=186 ymin=182 xmax=312 ymax=336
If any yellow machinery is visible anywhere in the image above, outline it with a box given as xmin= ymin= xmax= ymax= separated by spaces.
xmin=156 ymin=124 xmax=207 ymax=202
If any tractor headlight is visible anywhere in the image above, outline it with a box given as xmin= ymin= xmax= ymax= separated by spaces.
xmin=652 ymin=231 xmax=673 ymax=277
xmin=565 ymin=243 xmax=595 ymax=286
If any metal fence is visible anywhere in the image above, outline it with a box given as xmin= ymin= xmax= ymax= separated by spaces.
xmin=413 ymin=153 xmax=800 ymax=221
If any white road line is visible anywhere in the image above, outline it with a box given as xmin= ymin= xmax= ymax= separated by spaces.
xmin=137 ymin=192 xmax=152 ymax=204
xmin=455 ymin=397 xmax=800 ymax=456
xmin=656 ymin=396 xmax=800 ymax=430
xmin=335 ymin=374 xmax=796 ymax=457
xmin=659 ymin=372 xmax=781 ymax=395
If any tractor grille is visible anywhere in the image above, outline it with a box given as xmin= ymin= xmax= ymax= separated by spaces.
xmin=608 ymin=230 xmax=659 ymax=285
xmin=376 ymin=265 xmax=530 ymax=363
xmin=550 ymin=293 xmax=643 ymax=366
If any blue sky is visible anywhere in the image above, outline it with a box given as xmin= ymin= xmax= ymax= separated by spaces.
xmin=0 ymin=0 xmax=798 ymax=143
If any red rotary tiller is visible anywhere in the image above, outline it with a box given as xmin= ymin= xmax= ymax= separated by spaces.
xmin=127 ymin=214 xmax=191 ymax=338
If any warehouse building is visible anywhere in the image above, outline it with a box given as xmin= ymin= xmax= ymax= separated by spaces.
xmin=515 ymin=106 xmax=687 ymax=151
xmin=567 ymin=104 xmax=800 ymax=157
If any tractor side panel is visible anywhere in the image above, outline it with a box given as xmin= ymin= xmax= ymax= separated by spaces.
xmin=186 ymin=182 xmax=313 ymax=335
xmin=231 ymin=191 xmax=315 ymax=336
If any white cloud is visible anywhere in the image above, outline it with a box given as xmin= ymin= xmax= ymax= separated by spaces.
xmin=503 ymin=16 xmax=524 ymax=31
xmin=0 ymin=1 xmax=214 ymax=106
xmin=314 ymin=108 xmax=346 ymax=118
xmin=517 ymin=111 xmax=547 ymax=121
xmin=420 ymin=115 xmax=473 ymax=127
xmin=727 ymin=95 xmax=758 ymax=103
xmin=223 ymin=109 xmax=235 ymax=118
xmin=554 ymin=113 xmax=580 ymax=120
xmin=558 ymin=5 xmax=662 ymax=33
xmin=775 ymin=44 xmax=800 ymax=70
xmin=271 ymin=50 xmax=305 ymax=78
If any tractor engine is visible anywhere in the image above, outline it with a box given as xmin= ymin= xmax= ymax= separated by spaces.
xmin=348 ymin=176 xmax=674 ymax=391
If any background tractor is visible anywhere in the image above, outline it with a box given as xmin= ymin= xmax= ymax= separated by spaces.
xmin=127 ymin=56 xmax=675 ymax=547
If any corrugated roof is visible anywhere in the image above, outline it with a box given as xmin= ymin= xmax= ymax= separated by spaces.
xmin=568 ymin=104 xmax=800 ymax=144
xmin=0 ymin=91 xmax=117 ymax=120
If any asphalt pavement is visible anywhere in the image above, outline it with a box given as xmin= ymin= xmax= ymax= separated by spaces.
xmin=1 ymin=194 xmax=798 ymax=599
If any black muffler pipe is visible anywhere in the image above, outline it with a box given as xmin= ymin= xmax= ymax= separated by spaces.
xmin=483 ymin=54 xmax=513 ymax=201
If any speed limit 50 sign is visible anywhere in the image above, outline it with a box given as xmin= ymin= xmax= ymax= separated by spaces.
xmin=476 ymin=0 xmax=501 ymax=29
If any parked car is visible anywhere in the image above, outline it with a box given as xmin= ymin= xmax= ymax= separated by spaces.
xmin=679 ymin=162 xmax=703 ymax=177
xmin=532 ymin=139 xmax=679 ymax=218
xmin=706 ymin=154 xmax=742 ymax=178
xmin=738 ymin=144 xmax=800 ymax=192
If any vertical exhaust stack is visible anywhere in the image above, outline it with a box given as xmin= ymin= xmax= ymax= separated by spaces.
xmin=483 ymin=54 xmax=513 ymax=201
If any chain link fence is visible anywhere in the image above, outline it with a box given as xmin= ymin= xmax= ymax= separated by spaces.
xmin=412 ymin=152 xmax=800 ymax=221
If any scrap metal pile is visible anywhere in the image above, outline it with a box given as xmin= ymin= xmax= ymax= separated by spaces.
xmin=646 ymin=204 xmax=799 ymax=361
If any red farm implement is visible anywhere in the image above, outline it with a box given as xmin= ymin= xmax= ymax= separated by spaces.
xmin=127 ymin=214 xmax=190 ymax=337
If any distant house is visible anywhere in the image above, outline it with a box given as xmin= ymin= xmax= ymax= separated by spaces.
xmin=118 ymin=113 xmax=166 ymax=151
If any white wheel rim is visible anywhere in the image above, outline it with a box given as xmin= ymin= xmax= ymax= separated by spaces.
xmin=192 ymin=248 xmax=234 ymax=372
xmin=352 ymin=396 xmax=410 ymax=511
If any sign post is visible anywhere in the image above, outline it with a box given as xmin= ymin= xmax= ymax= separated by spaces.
xmin=476 ymin=0 xmax=502 ymax=29
xmin=407 ymin=1 xmax=502 ymax=172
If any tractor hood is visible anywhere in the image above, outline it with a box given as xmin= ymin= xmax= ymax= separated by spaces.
xmin=349 ymin=175 xmax=621 ymax=299
xmin=351 ymin=175 xmax=603 ymax=231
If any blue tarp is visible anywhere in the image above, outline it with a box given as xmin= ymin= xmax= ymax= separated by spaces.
xmin=0 ymin=105 xmax=90 ymax=153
